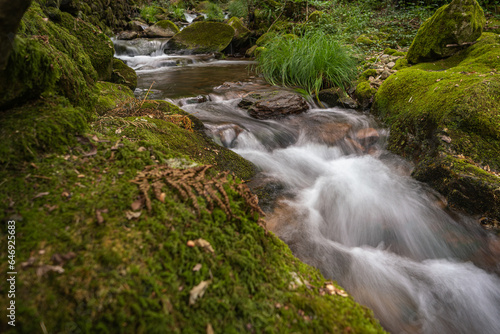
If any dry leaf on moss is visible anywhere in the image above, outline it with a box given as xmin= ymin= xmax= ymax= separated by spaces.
xmin=194 ymin=238 xmax=215 ymax=254
xmin=193 ymin=263 xmax=202 ymax=272
xmin=125 ymin=210 xmax=142 ymax=220
xmin=189 ymin=280 xmax=211 ymax=305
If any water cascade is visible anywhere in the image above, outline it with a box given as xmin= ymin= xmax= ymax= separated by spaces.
xmin=116 ymin=37 xmax=500 ymax=334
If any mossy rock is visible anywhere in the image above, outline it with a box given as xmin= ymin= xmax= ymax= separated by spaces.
xmin=95 ymin=81 xmax=135 ymax=115
xmin=355 ymin=81 xmax=377 ymax=109
xmin=383 ymin=48 xmax=397 ymax=55
xmin=58 ymin=11 xmax=114 ymax=81
xmin=0 ymin=2 xmax=97 ymax=110
xmin=393 ymin=58 xmax=409 ymax=70
xmin=256 ymin=32 xmax=276 ymax=46
xmin=227 ymin=16 xmax=250 ymax=38
xmin=406 ymin=0 xmax=485 ymax=64
xmin=0 ymin=94 xmax=90 ymax=166
xmin=361 ymin=68 xmax=378 ymax=80
xmin=373 ymin=32 xmax=500 ymax=219
xmin=145 ymin=19 xmax=179 ymax=38
xmin=356 ymin=34 xmax=374 ymax=45
xmin=392 ymin=51 xmax=406 ymax=57
xmin=111 ymin=58 xmax=137 ymax=91
xmin=308 ymin=10 xmax=323 ymax=23
xmin=167 ymin=21 xmax=235 ymax=54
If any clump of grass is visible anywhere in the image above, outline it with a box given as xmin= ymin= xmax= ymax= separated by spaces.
xmin=256 ymin=31 xmax=358 ymax=96
xmin=140 ymin=5 xmax=159 ymax=24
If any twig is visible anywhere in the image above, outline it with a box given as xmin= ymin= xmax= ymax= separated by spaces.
xmin=139 ymin=81 xmax=155 ymax=110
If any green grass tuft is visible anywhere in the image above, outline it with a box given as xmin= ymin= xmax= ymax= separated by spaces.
xmin=256 ymin=31 xmax=358 ymax=96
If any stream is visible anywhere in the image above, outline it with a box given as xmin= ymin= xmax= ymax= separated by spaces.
xmin=115 ymin=38 xmax=500 ymax=333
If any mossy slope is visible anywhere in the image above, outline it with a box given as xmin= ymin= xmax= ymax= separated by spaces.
xmin=0 ymin=95 xmax=385 ymax=333
xmin=373 ymin=32 xmax=500 ymax=221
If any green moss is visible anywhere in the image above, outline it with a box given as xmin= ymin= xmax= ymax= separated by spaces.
xmin=168 ymin=22 xmax=235 ymax=54
xmin=58 ymin=12 xmax=114 ymax=81
xmin=356 ymin=35 xmax=374 ymax=45
xmin=393 ymin=58 xmax=409 ymax=70
xmin=154 ymin=19 xmax=179 ymax=33
xmin=0 ymin=94 xmax=89 ymax=166
xmin=392 ymin=51 xmax=406 ymax=57
xmin=373 ymin=32 xmax=500 ymax=219
xmin=361 ymin=68 xmax=378 ymax=80
xmin=356 ymin=81 xmax=377 ymax=100
xmin=256 ymin=32 xmax=277 ymax=46
xmin=227 ymin=16 xmax=250 ymax=38
xmin=406 ymin=0 xmax=485 ymax=63
xmin=383 ymin=48 xmax=397 ymax=55
xmin=111 ymin=58 xmax=138 ymax=91
xmin=0 ymin=2 xmax=97 ymax=110
xmin=95 ymin=81 xmax=135 ymax=115
xmin=0 ymin=99 xmax=385 ymax=333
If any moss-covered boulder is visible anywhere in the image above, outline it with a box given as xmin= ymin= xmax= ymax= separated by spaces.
xmin=145 ymin=19 xmax=179 ymax=38
xmin=0 ymin=2 xmax=97 ymax=110
xmin=58 ymin=11 xmax=114 ymax=81
xmin=373 ymin=33 xmax=500 ymax=221
xmin=94 ymin=81 xmax=135 ymax=115
xmin=227 ymin=16 xmax=250 ymax=38
xmin=406 ymin=0 xmax=485 ymax=64
xmin=166 ymin=21 xmax=235 ymax=54
xmin=111 ymin=58 xmax=137 ymax=91
xmin=355 ymin=81 xmax=377 ymax=109
xmin=256 ymin=31 xmax=276 ymax=46
xmin=356 ymin=34 xmax=375 ymax=45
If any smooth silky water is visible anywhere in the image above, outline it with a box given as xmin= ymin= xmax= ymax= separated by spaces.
xmin=115 ymin=38 xmax=500 ymax=333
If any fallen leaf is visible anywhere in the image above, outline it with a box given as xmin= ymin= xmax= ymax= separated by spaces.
xmin=189 ymin=280 xmax=211 ymax=305
xmin=61 ymin=191 xmax=70 ymax=198
xmin=206 ymin=323 xmax=214 ymax=334
xmin=325 ymin=283 xmax=348 ymax=297
xmin=138 ymin=146 xmax=147 ymax=152
xmin=194 ymin=238 xmax=215 ymax=254
xmin=36 ymin=265 xmax=64 ymax=277
xmin=187 ymin=240 xmax=195 ymax=247
xmin=30 ymin=162 xmax=39 ymax=169
xmin=91 ymin=135 xmax=100 ymax=142
xmin=33 ymin=192 xmax=50 ymax=199
xmin=131 ymin=199 xmax=143 ymax=211
xmin=82 ymin=145 xmax=97 ymax=157
xmin=115 ymin=128 xmax=122 ymax=134
xmin=159 ymin=192 xmax=166 ymax=203
xmin=20 ymin=257 xmax=36 ymax=268
xmin=77 ymin=174 xmax=85 ymax=178
xmin=193 ymin=263 xmax=202 ymax=272
xmin=96 ymin=210 xmax=105 ymax=224
xmin=125 ymin=210 xmax=142 ymax=220
xmin=44 ymin=204 xmax=58 ymax=212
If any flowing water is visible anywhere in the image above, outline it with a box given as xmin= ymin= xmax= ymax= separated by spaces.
xmin=115 ymin=38 xmax=500 ymax=333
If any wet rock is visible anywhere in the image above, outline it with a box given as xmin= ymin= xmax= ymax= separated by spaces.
xmin=338 ymin=96 xmax=359 ymax=109
xmin=407 ymin=0 xmax=485 ymax=63
xmin=111 ymin=58 xmax=137 ymax=91
xmin=356 ymin=128 xmax=380 ymax=148
xmin=117 ymin=30 xmax=139 ymax=40
xmin=238 ymin=91 xmax=308 ymax=119
xmin=128 ymin=20 xmax=148 ymax=32
xmin=318 ymin=88 xmax=342 ymax=107
xmin=145 ymin=20 xmax=179 ymax=38
xmin=0 ymin=0 xmax=32 ymax=70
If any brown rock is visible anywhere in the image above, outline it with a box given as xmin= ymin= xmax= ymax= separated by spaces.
xmin=239 ymin=91 xmax=308 ymax=119
xmin=356 ymin=128 xmax=379 ymax=148
xmin=318 ymin=123 xmax=352 ymax=146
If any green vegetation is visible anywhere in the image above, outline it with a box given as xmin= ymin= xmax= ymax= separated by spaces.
xmin=256 ymin=31 xmax=358 ymax=96
xmin=373 ymin=32 xmax=500 ymax=219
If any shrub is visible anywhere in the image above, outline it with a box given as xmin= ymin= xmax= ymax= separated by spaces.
xmin=256 ymin=31 xmax=358 ymax=96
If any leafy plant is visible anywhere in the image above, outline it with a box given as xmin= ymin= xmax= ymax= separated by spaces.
xmin=256 ymin=31 xmax=358 ymax=96
xmin=206 ymin=2 xmax=225 ymax=21
xmin=140 ymin=5 xmax=160 ymax=24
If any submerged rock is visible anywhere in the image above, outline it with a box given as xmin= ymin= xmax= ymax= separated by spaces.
xmin=238 ymin=90 xmax=308 ymax=119
xmin=406 ymin=0 xmax=485 ymax=63
xmin=166 ymin=21 xmax=234 ymax=54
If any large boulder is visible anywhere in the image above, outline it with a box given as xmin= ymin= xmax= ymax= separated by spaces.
xmin=145 ymin=19 xmax=179 ymax=38
xmin=0 ymin=0 xmax=32 ymax=70
xmin=238 ymin=90 xmax=308 ymax=119
xmin=111 ymin=58 xmax=137 ymax=91
xmin=166 ymin=21 xmax=235 ymax=54
xmin=59 ymin=11 xmax=114 ymax=81
xmin=373 ymin=33 xmax=500 ymax=223
xmin=407 ymin=0 xmax=485 ymax=64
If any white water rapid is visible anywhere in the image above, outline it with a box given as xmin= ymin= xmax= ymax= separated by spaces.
xmin=115 ymin=37 xmax=500 ymax=333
